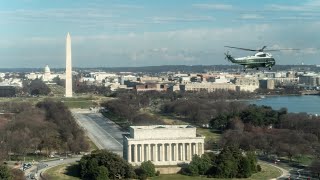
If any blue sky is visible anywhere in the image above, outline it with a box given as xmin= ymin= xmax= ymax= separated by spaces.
xmin=0 ymin=0 xmax=319 ymax=68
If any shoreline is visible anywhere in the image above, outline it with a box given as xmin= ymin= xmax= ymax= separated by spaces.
xmin=249 ymin=94 xmax=320 ymax=115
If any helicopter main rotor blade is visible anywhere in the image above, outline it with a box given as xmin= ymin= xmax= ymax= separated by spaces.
xmin=264 ymin=48 xmax=299 ymax=52
xmin=224 ymin=46 xmax=257 ymax=51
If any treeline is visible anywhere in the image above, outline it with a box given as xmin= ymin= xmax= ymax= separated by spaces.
xmin=211 ymin=105 xmax=320 ymax=176
xmin=162 ymin=99 xmax=320 ymax=160
xmin=5 ymin=78 xmax=65 ymax=97
xmin=37 ymin=100 xmax=89 ymax=153
xmin=162 ymin=99 xmax=246 ymax=126
xmin=221 ymin=121 xmax=318 ymax=161
xmin=22 ymin=79 xmax=51 ymax=96
xmin=102 ymin=90 xmax=254 ymax=128
xmin=0 ymin=100 xmax=89 ymax=162
xmin=101 ymin=92 xmax=165 ymax=128
xmin=183 ymin=146 xmax=259 ymax=178
xmin=213 ymin=105 xmax=320 ymax=159
xmin=75 ymin=84 xmax=111 ymax=95
xmin=209 ymin=105 xmax=285 ymax=130
xmin=159 ymin=94 xmax=320 ymax=175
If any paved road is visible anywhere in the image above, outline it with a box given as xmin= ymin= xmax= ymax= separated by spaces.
xmin=262 ymin=161 xmax=316 ymax=180
xmin=25 ymin=110 xmax=124 ymax=179
xmin=72 ymin=110 xmax=124 ymax=156
xmin=23 ymin=157 xmax=81 ymax=180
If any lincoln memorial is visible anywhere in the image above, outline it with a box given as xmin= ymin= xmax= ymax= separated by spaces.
xmin=123 ymin=125 xmax=205 ymax=166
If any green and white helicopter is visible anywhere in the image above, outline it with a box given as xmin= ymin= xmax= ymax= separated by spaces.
xmin=224 ymin=46 xmax=298 ymax=71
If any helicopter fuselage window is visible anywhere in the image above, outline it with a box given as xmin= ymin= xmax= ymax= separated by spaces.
xmin=257 ymin=54 xmax=266 ymax=57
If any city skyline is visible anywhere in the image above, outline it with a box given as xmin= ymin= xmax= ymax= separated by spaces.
xmin=0 ymin=0 xmax=320 ymax=68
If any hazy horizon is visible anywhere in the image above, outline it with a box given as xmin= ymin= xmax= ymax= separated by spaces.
xmin=1 ymin=0 xmax=319 ymax=68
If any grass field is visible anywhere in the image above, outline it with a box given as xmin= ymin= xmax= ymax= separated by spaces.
xmin=0 ymin=95 xmax=112 ymax=109
xmin=196 ymin=128 xmax=221 ymax=142
xmin=44 ymin=163 xmax=81 ymax=180
xmin=152 ymin=163 xmax=281 ymax=180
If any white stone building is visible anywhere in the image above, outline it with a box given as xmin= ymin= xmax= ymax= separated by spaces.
xmin=42 ymin=65 xmax=51 ymax=81
xmin=180 ymin=82 xmax=237 ymax=92
xmin=234 ymin=77 xmax=259 ymax=92
xmin=123 ymin=125 xmax=205 ymax=166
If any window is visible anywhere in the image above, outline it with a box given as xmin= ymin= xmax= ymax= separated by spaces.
xmin=257 ymin=53 xmax=266 ymax=57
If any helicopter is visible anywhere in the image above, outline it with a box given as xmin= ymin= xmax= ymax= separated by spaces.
xmin=224 ymin=46 xmax=298 ymax=71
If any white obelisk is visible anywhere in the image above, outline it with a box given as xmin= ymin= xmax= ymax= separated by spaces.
xmin=65 ymin=32 xmax=73 ymax=97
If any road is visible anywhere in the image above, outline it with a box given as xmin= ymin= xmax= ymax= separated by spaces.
xmin=25 ymin=110 xmax=125 ymax=179
xmin=71 ymin=109 xmax=124 ymax=156
xmin=24 ymin=157 xmax=81 ymax=180
xmin=262 ymin=161 xmax=316 ymax=180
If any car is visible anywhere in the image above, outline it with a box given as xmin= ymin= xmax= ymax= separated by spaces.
xmin=30 ymin=173 xmax=37 ymax=179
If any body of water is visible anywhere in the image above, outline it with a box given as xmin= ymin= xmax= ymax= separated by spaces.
xmin=250 ymin=95 xmax=320 ymax=115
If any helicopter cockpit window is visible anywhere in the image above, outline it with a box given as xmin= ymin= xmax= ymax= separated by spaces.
xmin=257 ymin=54 xmax=266 ymax=57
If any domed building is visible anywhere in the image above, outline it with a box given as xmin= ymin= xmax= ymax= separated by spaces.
xmin=42 ymin=65 xmax=51 ymax=81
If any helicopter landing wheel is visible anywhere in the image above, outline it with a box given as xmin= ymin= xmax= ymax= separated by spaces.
xmin=256 ymin=68 xmax=259 ymax=70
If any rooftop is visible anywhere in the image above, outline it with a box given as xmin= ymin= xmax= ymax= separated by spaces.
xmin=130 ymin=125 xmax=195 ymax=130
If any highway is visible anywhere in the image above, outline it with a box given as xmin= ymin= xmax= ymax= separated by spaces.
xmin=71 ymin=109 xmax=124 ymax=156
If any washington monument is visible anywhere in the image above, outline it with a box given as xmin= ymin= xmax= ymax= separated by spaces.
xmin=65 ymin=32 xmax=72 ymax=97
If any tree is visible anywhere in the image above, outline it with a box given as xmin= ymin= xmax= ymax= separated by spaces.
xmin=210 ymin=114 xmax=230 ymax=130
xmin=86 ymin=158 xmax=99 ymax=179
xmin=246 ymin=151 xmax=258 ymax=173
xmin=204 ymin=146 xmax=256 ymax=178
xmin=52 ymin=76 xmax=65 ymax=87
xmin=37 ymin=100 xmax=89 ymax=153
xmin=96 ymin=166 xmax=109 ymax=180
xmin=79 ymin=150 xmax=135 ymax=179
xmin=227 ymin=117 xmax=244 ymax=132
xmin=25 ymin=79 xmax=51 ymax=95
xmin=237 ymin=157 xmax=252 ymax=178
xmin=140 ymin=161 xmax=156 ymax=177
xmin=80 ymin=158 xmax=110 ymax=180
xmin=0 ymin=165 xmax=12 ymax=180
xmin=186 ymin=154 xmax=212 ymax=176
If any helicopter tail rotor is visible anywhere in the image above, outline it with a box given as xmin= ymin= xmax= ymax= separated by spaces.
xmin=224 ymin=51 xmax=230 ymax=61
xmin=224 ymin=51 xmax=235 ymax=62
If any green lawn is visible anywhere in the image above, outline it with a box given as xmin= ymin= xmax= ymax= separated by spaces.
xmin=43 ymin=163 xmax=81 ymax=180
xmin=62 ymin=100 xmax=95 ymax=109
xmin=196 ymin=128 xmax=221 ymax=142
xmin=0 ymin=97 xmax=45 ymax=105
xmin=291 ymin=155 xmax=314 ymax=166
xmin=152 ymin=163 xmax=281 ymax=180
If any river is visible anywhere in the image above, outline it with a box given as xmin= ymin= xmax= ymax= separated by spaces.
xmin=250 ymin=95 xmax=320 ymax=115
